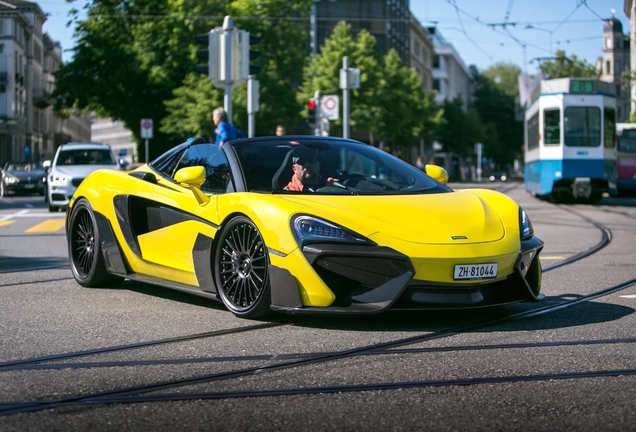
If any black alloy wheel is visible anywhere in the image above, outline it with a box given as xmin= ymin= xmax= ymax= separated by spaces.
xmin=68 ymin=199 xmax=123 ymax=287
xmin=214 ymin=216 xmax=272 ymax=319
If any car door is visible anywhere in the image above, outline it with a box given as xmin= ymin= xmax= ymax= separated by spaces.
xmin=128 ymin=144 xmax=229 ymax=287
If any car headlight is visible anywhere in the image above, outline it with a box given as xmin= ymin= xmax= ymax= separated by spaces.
xmin=4 ymin=174 xmax=19 ymax=184
xmin=291 ymin=215 xmax=372 ymax=246
xmin=50 ymin=174 xmax=69 ymax=185
xmin=519 ymin=208 xmax=534 ymax=240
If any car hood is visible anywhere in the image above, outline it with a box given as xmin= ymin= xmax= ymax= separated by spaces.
xmin=9 ymin=171 xmax=45 ymax=180
xmin=52 ymin=165 xmax=118 ymax=178
xmin=278 ymin=191 xmax=507 ymax=245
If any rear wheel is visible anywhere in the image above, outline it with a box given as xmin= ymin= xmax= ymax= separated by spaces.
xmin=68 ymin=199 xmax=123 ymax=287
xmin=214 ymin=216 xmax=272 ymax=319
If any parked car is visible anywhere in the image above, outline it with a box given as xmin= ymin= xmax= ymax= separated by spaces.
xmin=0 ymin=162 xmax=46 ymax=197
xmin=489 ymin=171 xmax=508 ymax=182
xmin=46 ymin=142 xmax=121 ymax=212
xmin=66 ymin=136 xmax=544 ymax=319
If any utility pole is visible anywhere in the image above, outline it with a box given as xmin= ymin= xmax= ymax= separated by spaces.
xmin=339 ymin=56 xmax=360 ymax=139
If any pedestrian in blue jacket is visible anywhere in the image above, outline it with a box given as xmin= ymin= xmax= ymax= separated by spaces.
xmin=212 ymin=108 xmax=245 ymax=146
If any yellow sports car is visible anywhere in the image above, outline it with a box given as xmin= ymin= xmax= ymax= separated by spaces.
xmin=66 ymin=136 xmax=543 ymax=319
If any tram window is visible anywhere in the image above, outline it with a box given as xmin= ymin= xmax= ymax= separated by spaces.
xmin=527 ymin=112 xmax=539 ymax=150
xmin=564 ymin=107 xmax=601 ymax=147
xmin=604 ymin=108 xmax=616 ymax=148
xmin=543 ymin=109 xmax=560 ymax=145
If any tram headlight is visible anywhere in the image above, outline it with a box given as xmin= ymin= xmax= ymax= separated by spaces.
xmin=519 ymin=208 xmax=534 ymax=240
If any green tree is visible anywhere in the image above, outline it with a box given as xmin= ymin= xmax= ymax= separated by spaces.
xmin=438 ymin=97 xmax=484 ymax=158
xmin=538 ymin=49 xmax=596 ymax=78
xmin=297 ymin=21 xmax=382 ymax=135
xmin=298 ymin=21 xmax=442 ymax=147
xmin=378 ymin=49 xmax=442 ymax=143
xmin=53 ymin=0 xmax=311 ymax=159
xmin=472 ymin=71 xmax=523 ymax=168
xmin=482 ymin=62 xmax=521 ymax=97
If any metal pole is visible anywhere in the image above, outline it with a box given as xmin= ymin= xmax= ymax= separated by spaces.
xmin=310 ymin=2 xmax=317 ymax=58
xmin=247 ymin=75 xmax=255 ymax=138
xmin=314 ymin=90 xmax=321 ymax=136
xmin=343 ymin=56 xmax=350 ymax=139
xmin=145 ymin=138 xmax=149 ymax=163
xmin=223 ymin=16 xmax=234 ymax=123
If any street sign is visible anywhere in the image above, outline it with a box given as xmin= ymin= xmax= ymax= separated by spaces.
xmin=321 ymin=95 xmax=339 ymax=120
xmin=141 ymin=119 xmax=153 ymax=139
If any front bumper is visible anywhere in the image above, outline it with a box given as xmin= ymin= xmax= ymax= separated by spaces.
xmin=270 ymin=237 xmax=544 ymax=315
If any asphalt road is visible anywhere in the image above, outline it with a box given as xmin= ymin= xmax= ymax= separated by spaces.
xmin=1 ymin=183 xmax=636 ymax=431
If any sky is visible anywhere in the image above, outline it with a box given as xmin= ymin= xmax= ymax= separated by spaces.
xmin=40 ymin=0 xmax=630 ymax=72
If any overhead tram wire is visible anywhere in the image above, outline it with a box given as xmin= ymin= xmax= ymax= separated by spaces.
xmin=446 ymin=0 xmax=494 ymax=64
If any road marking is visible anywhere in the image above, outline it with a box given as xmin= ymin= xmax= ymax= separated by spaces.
xmin=620 ymin=295 xmax=636 ymax=299
xmin=0 ymin=209 xmax=29 ymax=221
xmin=0 ymin=220 xmax=16 ymax=227
xmin=25 ymin=219 xmax=66 ymax=233
xmin=540 ymin=256 xmax=565 ymax=260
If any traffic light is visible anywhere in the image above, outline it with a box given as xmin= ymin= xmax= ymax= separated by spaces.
xmin=195 ymin=30 xmax=219 ymax=80
xmin=249 ymin=33 xmax=261 ymax=75
xmin=307 ymin=99 xmax=316 ymax=125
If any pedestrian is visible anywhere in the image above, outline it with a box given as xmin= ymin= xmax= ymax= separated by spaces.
xmin=415 ymin=156 xmax=425 ymax=170
xmin=212 ymin=108 xmax=245 ymax=146
xmin=276 ymin=125 xmax=286 ymax=136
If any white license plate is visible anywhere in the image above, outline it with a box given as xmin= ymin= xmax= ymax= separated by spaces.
xmin=453 ymin=263 xmax=498 ymax=280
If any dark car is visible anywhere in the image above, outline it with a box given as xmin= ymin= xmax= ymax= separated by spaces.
xmin=0 ymin=162 xmax=46 ymax=197
xmin=489 ymin=171 xmax=507 ymax=182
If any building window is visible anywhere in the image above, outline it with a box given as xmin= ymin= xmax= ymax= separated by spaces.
xmin=606 ymin=60 xmax=611 ymax=74
xmin=433 ymin=55 xmax=440 ymax=68
xmin=605 ymin=36 xmax=612 ymax=49
xmin=433 ymin=78 xmax=440 ymax=91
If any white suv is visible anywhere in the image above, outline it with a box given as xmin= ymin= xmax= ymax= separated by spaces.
xmin=46 ymin=142 xmax=121 ymax=212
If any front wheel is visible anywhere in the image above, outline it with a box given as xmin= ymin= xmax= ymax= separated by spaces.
xmin=68 ymin=199 xmax=123 ymax=287
xmin=214 ymin=216 xmax=272 ymax=319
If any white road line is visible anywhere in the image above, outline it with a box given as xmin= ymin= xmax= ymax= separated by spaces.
xmin=620 ymin=295 xmax=636 ymax=299
xmin=0 ymin=209 xmax=30 ymax=221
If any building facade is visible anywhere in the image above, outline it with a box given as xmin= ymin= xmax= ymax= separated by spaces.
xmin=409 ymin=16 xmax=433 ymax=92
xmin=0 ymin=0 xmax=90 ymax=168
xmin=427 ymin=27 xmax=472 ymax=111
xmin=90 ymin=115 xmax=137 ymax=165
xmin=596 ymin=17 xmax=630 ymax=122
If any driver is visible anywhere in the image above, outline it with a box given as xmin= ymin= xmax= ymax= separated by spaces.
xmin=284 ymin=151 xmax=338 ymax=192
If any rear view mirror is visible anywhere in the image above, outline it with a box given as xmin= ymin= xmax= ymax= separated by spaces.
xmin=425 ymin=164 xmax=449 ymax=185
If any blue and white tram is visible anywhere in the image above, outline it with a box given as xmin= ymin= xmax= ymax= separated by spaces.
xmin=524 ymin=78 xmax=617 ymax=202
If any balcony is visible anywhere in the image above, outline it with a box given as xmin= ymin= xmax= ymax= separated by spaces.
xmin=33 ymin=88 xmax=51 ymax=109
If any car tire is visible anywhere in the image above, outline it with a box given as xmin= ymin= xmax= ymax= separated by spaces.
xmin=68 ymin=199 xmax=124 ymax=288
xmin=214 ymin=216 xmax=272 ymax=319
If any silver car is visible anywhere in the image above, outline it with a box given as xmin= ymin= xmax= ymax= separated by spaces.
xmin=46 ymin=143 xmax=121 ymax=212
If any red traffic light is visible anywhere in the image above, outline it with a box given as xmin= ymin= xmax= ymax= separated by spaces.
xmin=307 ymin=99 xmax=315 ymax=109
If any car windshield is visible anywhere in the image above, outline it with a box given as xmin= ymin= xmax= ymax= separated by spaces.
xmin=56 ymin=149 xmax=116 ymax=166
xmin=4 ymin=162 xmax=43 ymax=172
xmin=232 ymin=138 xmax=451 ymax=195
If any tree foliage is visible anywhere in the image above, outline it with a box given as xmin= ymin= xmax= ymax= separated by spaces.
xmin=471 ymin=71 xmax=523 ymax=168
xmin=481 ymin=62 xmax=521 ymax=97
xmin=297 ymin=21 xmax=442 ymax=145
xmin=53 ymin=0 xmax=311 ymax=158
xmin=437 ymin=96 xmax=484 ymax=158
xmin=538 ymin=49 xmax=596 ymax=78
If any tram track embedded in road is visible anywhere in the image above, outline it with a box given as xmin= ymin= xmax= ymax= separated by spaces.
xmin=0 ymin=208 xmax=629 ymax=416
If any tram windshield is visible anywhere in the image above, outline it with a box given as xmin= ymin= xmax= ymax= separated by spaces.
xmin=618 ymin=129 xmax=636 ymax=153
xmin=564 ymin=107 xmax=601 ymax=147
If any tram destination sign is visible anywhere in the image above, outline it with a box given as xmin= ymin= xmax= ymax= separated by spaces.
xmin=570 ymin=80 xmax=595 ymax=94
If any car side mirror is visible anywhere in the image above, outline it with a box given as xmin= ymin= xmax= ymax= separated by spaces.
xmin=174 ymin=166 xmax=210 ymax=206
xmin=425 ymin=164 xmax=449 ymax=185
xmin=43 ymin=160 xmax=51 ymax=173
